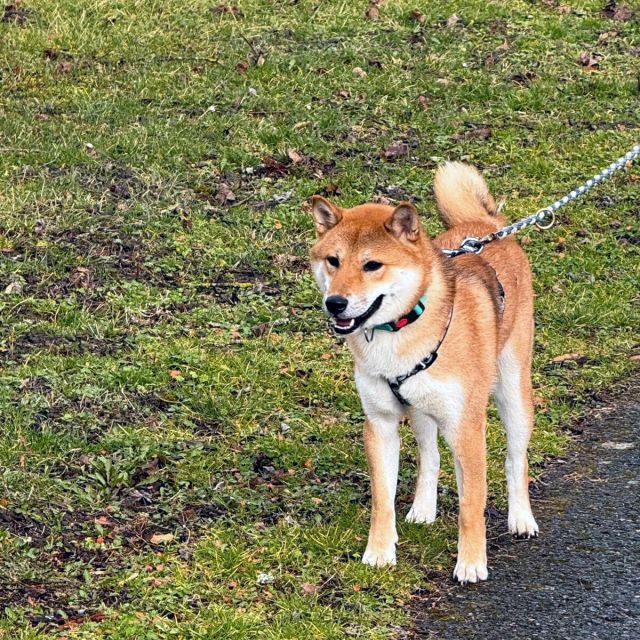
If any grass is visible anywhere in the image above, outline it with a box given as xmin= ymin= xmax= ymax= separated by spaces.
xmin=0 ymin=0 xmax=638 ymax=637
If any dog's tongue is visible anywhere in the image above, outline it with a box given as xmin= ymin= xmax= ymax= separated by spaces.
xmin=335 ymin=318 xmax=353 ymax=327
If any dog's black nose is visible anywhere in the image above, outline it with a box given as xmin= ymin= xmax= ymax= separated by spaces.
xmin=325 ymin=295 xmax=349 ymax=316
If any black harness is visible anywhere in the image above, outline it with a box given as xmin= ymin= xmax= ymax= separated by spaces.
xmin=385 ymin=307 xmax=453 ymax=406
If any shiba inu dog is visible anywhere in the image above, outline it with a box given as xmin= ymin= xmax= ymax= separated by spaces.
xmin=309 ymin=162 xmax=538 ymax=583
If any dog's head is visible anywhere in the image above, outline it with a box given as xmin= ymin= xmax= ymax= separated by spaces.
xmin=309 ymin=196 xmax=433 ymax=335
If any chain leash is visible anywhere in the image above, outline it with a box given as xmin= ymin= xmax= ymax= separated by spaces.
xmin=442 ymin=144 xmax=640 ymax=257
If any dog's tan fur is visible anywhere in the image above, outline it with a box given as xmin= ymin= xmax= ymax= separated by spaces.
xmin=309 ymin=162 xmax=538 ymax=583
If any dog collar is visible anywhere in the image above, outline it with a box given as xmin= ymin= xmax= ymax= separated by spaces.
xmin=373 ymin=294 xmax=427 ymax=333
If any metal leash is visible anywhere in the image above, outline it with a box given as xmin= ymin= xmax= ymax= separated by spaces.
xmin=442 ymin=143 xmax=640 ymax=257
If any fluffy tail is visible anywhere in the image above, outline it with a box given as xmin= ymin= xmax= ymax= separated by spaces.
xmin=433 ymin=161 xmax=497 ymax=228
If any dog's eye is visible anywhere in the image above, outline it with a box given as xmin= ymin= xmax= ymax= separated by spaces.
xmin=363 ymin=261 xmax=383 ymax=272
xmin=326 ymin=256 xmax=340 ymax=268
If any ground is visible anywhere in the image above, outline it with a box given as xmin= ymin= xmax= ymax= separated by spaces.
xmin=0 ymin=1 xmax=638 ymax=638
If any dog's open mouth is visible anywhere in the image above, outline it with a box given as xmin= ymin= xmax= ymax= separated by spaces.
xmin=331 ymin=295 xmax=384 ymax=335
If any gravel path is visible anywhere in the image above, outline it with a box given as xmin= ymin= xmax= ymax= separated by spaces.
xmin=410 ymin=379 xmax=640 ymax=639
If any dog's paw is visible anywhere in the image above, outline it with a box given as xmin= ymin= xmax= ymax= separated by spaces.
xmin=362 ymin=545 xmax=397 ymax=568
xmin=508 ymin=509 xmax=539 ymax=539
xmin=453 ymin=558 xmax=488 ymax=584
xmin=405 ymin=505 xmax=436 ymax=524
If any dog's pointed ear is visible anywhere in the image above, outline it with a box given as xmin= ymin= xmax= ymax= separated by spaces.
xmin=385 ymin=202 xmax=420 ymax=241
xmin=311 ymin=196 xmax=342 ymax=235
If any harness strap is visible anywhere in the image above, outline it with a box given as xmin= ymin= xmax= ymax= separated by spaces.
xmin=385 ymin=307 xmax=453 ymax=406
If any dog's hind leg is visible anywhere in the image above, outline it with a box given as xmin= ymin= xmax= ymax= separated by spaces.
xmin=406 ymin=409 xmax=439 ymax=524
xmin=495 ymin=339 xmax=539 ymax=538
xmin=444 ymin=413 xmax=488 ymax=584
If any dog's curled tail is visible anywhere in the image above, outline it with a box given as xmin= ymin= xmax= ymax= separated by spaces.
xmin=433 ymin=162 xmax=498 ymax=229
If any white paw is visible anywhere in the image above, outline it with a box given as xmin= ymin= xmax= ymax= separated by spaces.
xmin=405 ymin=504 xmax=437 ymax=524
xmin=362 ymin=545 xmax=397 ymax=567
xmin=453 ymin=558 xmax=488 ymax=584
xmin=508 ymin=508 xmax=539 ymax=538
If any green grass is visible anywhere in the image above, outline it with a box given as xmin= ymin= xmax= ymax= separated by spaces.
xmin=0 ymin=0 xmax=638 ymax=637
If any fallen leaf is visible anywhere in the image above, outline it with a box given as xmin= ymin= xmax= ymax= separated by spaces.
xmin=169 ymin=369 xmax=181 ymax=379
xmin=353 ymin=583 xmax=362 ymax=592
xmin=380 ymin=142 xmax=409 ymax=160
xmin=352 ymin=66 xmax=367 ymax=77
xmin=410 ymin=9 xmax=425 ymax=23
xmin=452 ymin=127 xmax=492 ymax=141
xmin=150 ymin=533 xmax=175 ymax=545
xmin=550 ymin=353 xmax=584 ymax=363
xmin=94 ymin=516 xmax=113 ymax=526
xmin=235 ymin=61 xmax=249 ymax=74
xmin=418 ymin=95 xmax=430 ymax=110
xmin=602 ymin=1 xmax=633 ymax=21
xmin=251 ymin=322 xmax=270 ymax=337
xmin=484 ymin=41 xmax=509 ymax=66
xmin=320 ymin=182 xmax=341 ymax=196
xmin=301 ymin=582 xmax=320 ymax=596
xmin=446 ymin=14 xmax=461 ymax=27
xmin=336 ymin=89 xmax=351 ymax=99
xmin=577 ymin=50 xmax=602 ymax=68
xmin=216 ymin=183 xmax=236 ymax=205
xmin=211 ymin=4 xmax=244 ymax=16
xmin=366 ymin=4 xmax=380 ymax=20
xmin=287 ymin=148 xmax=303 ymax=164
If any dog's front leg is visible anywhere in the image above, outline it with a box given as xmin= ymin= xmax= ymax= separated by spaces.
xmin=362 ymin=415 xmax=400 ymax=567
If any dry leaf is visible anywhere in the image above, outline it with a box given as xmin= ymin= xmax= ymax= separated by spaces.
xmin=216 ymin=183 xmax=236 ymax=205
xmin=366 ymin=4 xmax=380 ymax=20
xmin=484 ymin=41 xmax=509 ymax=66
xmin=380 ymin=142 xmax=409 ymax=160
xmin=410 ymin=9 xmax=425 ymax=23
xmin=352 ymin=66 xmax=367 ymax=77
xmin=170 ymin=369 xmax=181 ymax=379
xmin=150 ymin=533 xmax=175 ymax=544
xmin=550 ymin=353 xmax=584 ymax=363
xmin=577 ymin=50 xmax=602 ymax=68
xmin=301 ymin=582 xmax=320 ymax=596
xmin=446 ymin=14 xmax=461 ymax=27
xmin=418 ymin=95 xmax=429 ymax=110
xmin=452 ymin=127 xmax=492 ymax=141
xmin=287 ymin=148 xmax=303 ymax=164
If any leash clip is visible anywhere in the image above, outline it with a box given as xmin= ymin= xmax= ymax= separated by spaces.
xmin=535 ymin=207 xmax=556 ymax=230
xmin=459 ymin=236 xmax=484 ymax=255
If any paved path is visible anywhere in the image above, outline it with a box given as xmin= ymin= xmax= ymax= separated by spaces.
xmin=410 ymin=379 xmax=640 ymax=639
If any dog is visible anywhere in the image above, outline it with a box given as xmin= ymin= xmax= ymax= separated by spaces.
xmin=309 ymin=162 xmax=538 ymax=583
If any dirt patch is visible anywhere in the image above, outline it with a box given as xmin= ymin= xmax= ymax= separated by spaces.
xmin=1 ymin=3 xmax=33 ymax=25
xmin=0 ymin=330 xmax=130 ymax=363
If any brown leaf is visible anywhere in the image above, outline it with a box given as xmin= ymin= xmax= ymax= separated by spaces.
xmin=380 ymin=142 xmax=409 ymax=161
xmin=366 ymin=4 xmax=380 ymax=20
xmin=336 ymin=89 xmax=351 ymax=99
xmin=235 ymin=61 xmax=249 ymax=74
xmin=216 ymin=183 xmax=236 ymax=205
xmin=301 ymin=582 xmax=320 ymax=596
xmin=410 ymin=9 xmax=425 ymax=23
xmin=320 ymin=182 xmax=341 ymax=196
xmin=484 ymin=41 xmax=509 ymax=66
xmin=550 ymin=353 xmax=584 ymax=363
xmin=150 ymin=533 xmax=174 ymax=545
xmin=577 ymin=50 xmax=602 ymax=68
xmin=94 ymin=516 xmax=113 ymax=527
xmin=446 ymin=14 xmax=461 ymax=27
xmin=211 ymin=4 xmax=244 ymax=17
xmin=352 ymin=66 xmax=367 ymax=77
xmin=602 ymin=1 xmax=633 ymax=21
xmin=418 ymin=95 xmax=430 ymax=110
xmin=169 ymin=369 xmax=181 ymax=379
xmin=262 ymin=155 xmax=288 ymax=175
xmin=251 ymin=322 xmax=270 ymax=338
xmin=452 ymin=127 xmax=492 ymax=141
xmin=287 ymin=148 xmax=303 ymax=164
xmin=58 ymin=61 xmax=75 ymax=74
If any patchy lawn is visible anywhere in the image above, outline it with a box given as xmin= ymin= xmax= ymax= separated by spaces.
xmin=0 ymin=0 xmax=638 ymax=637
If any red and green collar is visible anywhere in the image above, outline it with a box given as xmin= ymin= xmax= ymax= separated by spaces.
xmin=364 ymin=294 xmax=427 ymax=342
xmin=374 ymin=294 xmax=427 ymax=332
